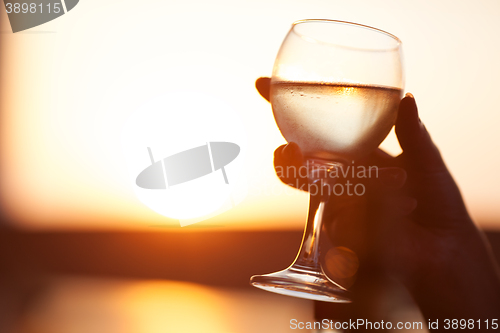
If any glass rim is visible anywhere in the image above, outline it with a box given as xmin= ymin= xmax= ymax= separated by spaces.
xmin=291 ymin=19 xmax=402 ymax=51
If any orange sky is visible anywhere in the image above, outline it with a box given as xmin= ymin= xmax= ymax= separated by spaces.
xmin=1 ymin=0 xmax=499 ymax=230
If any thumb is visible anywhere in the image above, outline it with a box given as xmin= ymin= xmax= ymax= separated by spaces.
xmin=395 ymin=94 xmax=446 ymax=173
xmin=256 ymin=77 xmax=271 ymax=102
xmin=396 ymin=93 xmax=471 ymax=224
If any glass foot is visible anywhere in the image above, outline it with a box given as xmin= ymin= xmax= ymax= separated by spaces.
xmin=250 ymin=266 xmax=351 ymax=303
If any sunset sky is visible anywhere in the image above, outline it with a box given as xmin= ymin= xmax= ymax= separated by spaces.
xmin=1 ymin=0 xmax=500 ymax=230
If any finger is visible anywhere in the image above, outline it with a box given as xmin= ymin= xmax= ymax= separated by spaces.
xmin=358 ymin=148 xmax=397 ymax=168
xmin=395 ymin=93 xmax=447 ymax=172
xmin=377 ymin=167 xmax=407 ymax=189
xmin=274 ymin=142 xmax=303 ymax=168
xmin=362 ymin=167 xmax=407 ymax=198
xmin=377 ymin=195 xmax=418 ymax=219
xmin=273 ymin=142 xmax=308 ymax=189
xmin=256 ymin=77 xmax=271 ymax=102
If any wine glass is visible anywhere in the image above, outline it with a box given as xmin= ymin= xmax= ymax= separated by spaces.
xmin=250 ymin=19 xmax=404 ymax=302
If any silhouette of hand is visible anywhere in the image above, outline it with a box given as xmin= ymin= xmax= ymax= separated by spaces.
xmin=256 ymin=77 xmax=500 ymax=321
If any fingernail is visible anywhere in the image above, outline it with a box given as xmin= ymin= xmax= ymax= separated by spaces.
xmin=282 ymin=143 xmax=293 ymax=158
xmin=283 ymin=142 xmax=301 ymax=161
xmin=401 ymin=92 xmax=424 ymax=134
xmin=401 ymin=93 xmax=417 ymax=115
xmin=379 ymin=168 xmax=407 ymax=188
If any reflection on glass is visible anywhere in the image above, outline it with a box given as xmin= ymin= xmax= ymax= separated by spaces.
xmin=251 ymin=19 xmax=404 ymax=302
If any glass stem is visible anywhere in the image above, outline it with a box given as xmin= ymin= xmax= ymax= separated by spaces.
xmin=291 ymin=160 xmax=339 ymax=271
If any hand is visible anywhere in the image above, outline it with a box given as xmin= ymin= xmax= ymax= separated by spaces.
xmin=256 ymin=77 xmax=500 ymax=321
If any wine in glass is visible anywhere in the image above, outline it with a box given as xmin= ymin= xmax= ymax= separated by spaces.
xmin=250 ymin=19 xmax=404 ymax=302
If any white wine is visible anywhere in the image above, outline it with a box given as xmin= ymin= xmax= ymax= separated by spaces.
xmin=271 ymin=81 xmax=402 ymax=161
